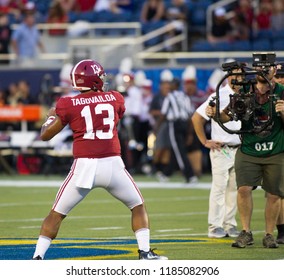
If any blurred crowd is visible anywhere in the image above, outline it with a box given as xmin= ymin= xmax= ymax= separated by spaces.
xmin=207 ymin=0 xmax=284 ymax=44
xmin=0 ymin=79 xmax=38 ymax=130
xmin=1 ymin=0 xmax=284 ymax=64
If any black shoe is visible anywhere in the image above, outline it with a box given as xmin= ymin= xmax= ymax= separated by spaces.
xmin=263 ymin=234 xmax=279 ymax=248
xmin=231 ymin=230 xmax=254 ymax=248
xmin=276 ymin=235 xmax=284 ymax=244
xmin=138 ymin=248 xmax=168 ymax=260
xmin=32 ymin=255 xmax=42 ymax=260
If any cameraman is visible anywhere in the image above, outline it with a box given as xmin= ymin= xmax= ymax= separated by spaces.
xmin=206 ymin=54 xmax=284 ymax=248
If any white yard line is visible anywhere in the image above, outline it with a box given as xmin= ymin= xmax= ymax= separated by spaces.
xmin=156 ymin=228 xmax=193 ymax=232
xmin=87 ymin=227 xmax=124 ymax=231
xmin=0 ymin=211 xmax=208 ymax=223
xmin=0 ymin=180 xmax=212 ymax=189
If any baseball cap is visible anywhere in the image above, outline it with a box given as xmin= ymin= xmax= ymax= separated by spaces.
xmin=276 ymin=62 xmax=284 ymax=76
xmin=160 ymin=69 xmax=174 ymax=82
xmin=182 ymin=65 xmax=196 ymax=82
xmin=142 ymin=79 xmax=153 ymax=89
xmin=214 ymin=7 xmax=226 ymax=17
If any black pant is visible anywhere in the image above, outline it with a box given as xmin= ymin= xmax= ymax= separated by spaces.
xmin=164 ymin=120 xmax=194 ymax=181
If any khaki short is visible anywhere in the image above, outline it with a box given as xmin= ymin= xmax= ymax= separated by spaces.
xmin=235 ymin=149 xmax=284 ymax=197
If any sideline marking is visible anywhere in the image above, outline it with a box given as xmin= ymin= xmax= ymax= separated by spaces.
xmin=0 ymin=237 xmax=228 ymax=260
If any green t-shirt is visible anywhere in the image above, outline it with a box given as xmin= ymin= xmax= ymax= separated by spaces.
xmin=241 ymin=83 xmax=284 ymax=156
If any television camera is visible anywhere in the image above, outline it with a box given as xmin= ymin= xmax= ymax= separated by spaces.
xmin=213 ymin=52 xmax=277 ymax=135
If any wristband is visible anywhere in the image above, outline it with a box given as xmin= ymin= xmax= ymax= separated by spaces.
xmin=43 ymin=116 xmax=55 ymax=126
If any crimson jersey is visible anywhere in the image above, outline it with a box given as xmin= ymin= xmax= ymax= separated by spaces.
xmin=56 ymin=90 xmax=125 ymax=158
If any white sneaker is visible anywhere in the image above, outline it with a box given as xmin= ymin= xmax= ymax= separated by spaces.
xmin=226 ymin=226 xmax=239 ymax=238
xmin=188 ymin=176 xmax=198 ymax=184
xmin=184 ymin=176 xmax=199 ymax=187
xmin=208 ymin=227 xmax=227 ymax=238
xmin=156 ymin=171 xmax=169 ymax=182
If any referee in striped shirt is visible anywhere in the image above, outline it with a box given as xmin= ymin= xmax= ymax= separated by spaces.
xmin=155 ymin=78 xmax=197 ymax=184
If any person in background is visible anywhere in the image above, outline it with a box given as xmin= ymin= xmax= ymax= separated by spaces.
xmin=140 ymin=0 xmax=165 ymax=48
xmin=122 ymin=72 xmax=144 ymax=174
xmin=163 ymin=0 xmax=189 ymax=51
xmin=0 ymin=11 xmax=11 ymax=64
xmin=0 ymin=0 xmax=27 ymax=23
xmin=253 ymin=0 xmax=272 ymax=33
xmin=270 ymin=0 xmax=284 ymax=31
xmin=6 ymin=80 xmax=32 ymax=105
xmin=6 ymin=82 xmax=19 ymax=106
xmin=233 ymin=0 xmax=254 ymax=34
xmin=140 ymin=0 xmax=165 ymax=23
xmin=149 ymin=69 xmax=172 ymax=181
xmin=182 ymin=65 xmax=207 ymax=177
xmin=154 ymin=73 xmax=197 ymax=184
xmin=46 ymin=0 xmax=69 ymax=36
xmin=192 ymin=67 xmax=241 ymax=238
xmin=230 ymin=12 xmax=250 ymax=41
xmin=182 ymin=65 xmax=208 ymax=109
xmin=0 ymin=88 xmax=6 ymax=106
xmin=207 ymin=7 xmax=233 ymax=44
xmin=16 ymin=79 xmax=33 ymax=104
xmin=57 ymin=0 xmax=75 ymax=14
xmin=110 ymin=0 xmax=133 ymax=14
xmin=72 ymin=0 xmax=97 ymax=12
xmin=5 ymin=80 xmax=32 ymax=130
xmin=272 ymin=61 xmax=284 ymax=244
xmin=11 ymin=3 xmax=44 ymax=67
xmin=138 ymin=78 xmax=154 ymax=173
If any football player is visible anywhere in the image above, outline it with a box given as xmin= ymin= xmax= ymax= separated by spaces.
xmin=32 ymin=59 xmax=168 ymax=260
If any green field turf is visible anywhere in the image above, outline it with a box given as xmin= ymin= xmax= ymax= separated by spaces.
xmin=0 ymin=173 xmax=283 ymax=260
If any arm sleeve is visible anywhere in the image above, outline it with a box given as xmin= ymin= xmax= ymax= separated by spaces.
xmin=55 ymin=97 xmax=70 ymax=126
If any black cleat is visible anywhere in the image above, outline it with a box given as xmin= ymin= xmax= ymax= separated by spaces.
xmin=32 ymin=255 xmax=42 ymax=260
xmin=138 ymin=248 xmax=168 ymax=260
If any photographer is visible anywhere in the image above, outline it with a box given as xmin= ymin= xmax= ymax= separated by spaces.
xmin=206 ymin=53 xmax=284 ymax=248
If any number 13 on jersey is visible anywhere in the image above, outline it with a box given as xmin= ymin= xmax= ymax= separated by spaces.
xmin=81 ymin=104 xmax=115 ymax=140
